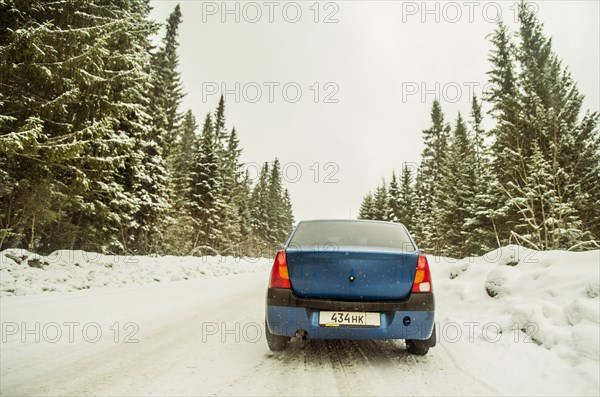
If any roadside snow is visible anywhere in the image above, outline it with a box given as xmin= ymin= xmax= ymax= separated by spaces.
xmin=429 ymin=245 xmax=600 ymax=393
xmin=0 ymin=245 xmax=598 ymax=395
xmin=0 ymin=249 xmax=271 ymax=297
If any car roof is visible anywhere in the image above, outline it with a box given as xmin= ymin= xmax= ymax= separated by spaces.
xmin=296 ymin=219 xmax=406 ymax=226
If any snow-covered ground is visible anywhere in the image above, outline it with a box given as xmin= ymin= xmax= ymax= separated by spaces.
xmin=1 ymin=246 xmax=598 ymax=396
xmin=429 ymin=246 xmax=600 ymax=395
xmin=0 ymin=249 xmax=271 ymax=296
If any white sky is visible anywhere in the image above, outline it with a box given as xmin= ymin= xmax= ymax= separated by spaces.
xmin=149 ymin=0 xmax=599 ymax=222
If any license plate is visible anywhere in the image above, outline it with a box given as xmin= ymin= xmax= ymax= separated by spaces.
xmin=319 ymin=311 xmax=380 ymax=327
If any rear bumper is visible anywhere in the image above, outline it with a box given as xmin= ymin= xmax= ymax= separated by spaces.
xmin=265 ymin=288 xmax=435 ymax=341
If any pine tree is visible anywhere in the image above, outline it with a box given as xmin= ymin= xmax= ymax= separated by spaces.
xmin=282 ymin=188 xmax=295 ymax=239
xmin=358 ymin=192 xmax=376 ymax=220
xmin=398 ymin=164 xmax=416 ymax=231
xmin=387 ymin=172 xmax=401 ymax=222
xmin=414 ymin=100 xmax=450 ymax=251
xmin=465 ymin=97 xmax=498 ymax=254
xmin=466 ymin=166 xmax=504 ymax=254
xmin=504 ymin=143 xmax=584 ymax=250
xmin=189 ymin=113 xmax=223 ymax=253
xmin=356 ymin=1 xmax=598 ymax=254
xmin=129 ymin=3 xmax=185 ymax=254
xmin=268 ymin=159 xmax=287 ymax=248
xmin=515 ymin=1 xmax=597 ymax=242
xmin=372 ymin=182 xmax=390 ymax=221
xmin=198 ymin=96 xmax=243 ymax=253
xmin=486 ymin=20 xmax=518 ymax=134
xmin=149 ymin=4 xmax=184 ymax=160
xmin=469 ymin=95 xmax=487 ymax=171
xmin=236 ymin=170 xmax=253 ymax=244
xmin=249 ymin=162 xmax=271 ymax=254
xmin=218 ymin=127 xmax=244 ymax=253
xmin=120 ymin=1 xmax=170 ymax=255
xmin=434 ymin=113 xmax=478 ymax=257
xmin=162 ymin=109 xmax=198 ymax=253
xmin=245 ymin=159 xmax=294 ymax=256
xmin=570 ymin=116 xmax=600 ymax=240
xmin=213 ymin=95 xmax=227 ymax=144
xmin=484 ymin=19 xmax=522 ymax=247
xmin=0 ymin=1 xmax=298 ymax=255
xmin=172 ymin=110 xmax=198 ymax=203
xmin=0 ymin=0 xmax=158 ymax=253
xmin=486 ymin=2 xmax=598 ymax=247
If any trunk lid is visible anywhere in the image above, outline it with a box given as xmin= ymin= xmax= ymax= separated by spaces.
xmin=286 ymin=247 xmax=418 ymax=300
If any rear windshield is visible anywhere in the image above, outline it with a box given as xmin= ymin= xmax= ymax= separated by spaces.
xmin=288 ymin=221 xmax=416 ymax=251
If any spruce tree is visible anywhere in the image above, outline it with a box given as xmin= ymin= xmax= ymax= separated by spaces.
xmin=484 ymin=20 xmax=522 ymax=246
xmin=0 ymin=0 xmax=157 ymax=253
xmin=515 ymin=1 xmax=597 ymax=242
xmin=245 ymin=159 xmax=294 ymax=256
xmin=282 ymin=188 xmax=295 ymax=239
xmin=0 ymin=1 xmax=298 ymax=255
xmin=504 ymin=143 xmax=584 ymax=250
xmin=387 ymin=172 xmax=402 ymax=223
xmin=434 ymin=113 xmax=478 ymax=257
xmin=358 ymin=192 xmax=376 ymax=220
xmin=249 ymin=162 xmax=271 ymax=255
xmin=213 ymin=95 xmax=227 ymax=144
xmin=121 ymin=1 xmax=170 ymax=255
xmin=219 ymin=127 xmax=243 ymax=252
xmin=149 ymin=4 xmax=184 ymax=160
xmin=189 ymin=113 xmax=223 ymax=253
xmin=372 ymin=183 xmax=390 ymax=221
xmin=398 ymin=164 xmax=416 ymax=231
xmin=236 ymin=170 xmax=253 ymax=246
xmin=267 ymin=159 xmax=286 ymax=248
xmin=414 ymin=100 xmax=450 ymax=251
xmin=465 ymin=97 xmax=498 ymax=253
xmin=132 ymin=3 xmax=185 ymax=254
xmin=162 ymin=109 xmax=198 ymax=253
xmin=172 ymin=110 xmax=198 ymax=203
xmin=486 ymin=2 xmax=598 ymax=247
xmin=469 ymin=95 xmax=487 ymax=171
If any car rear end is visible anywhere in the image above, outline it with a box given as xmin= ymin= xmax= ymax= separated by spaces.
xmin=265 ymin=220 xmax=436 ymax=354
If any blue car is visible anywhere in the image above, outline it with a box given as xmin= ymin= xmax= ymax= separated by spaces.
xmin=265 ymin=219 xmax=436 ymax=355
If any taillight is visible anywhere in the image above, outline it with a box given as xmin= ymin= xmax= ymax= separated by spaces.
xmin=411 ymin=255 xmax=432 ymax=293
xmin=269 ymin=250 xmax=291 ymax=289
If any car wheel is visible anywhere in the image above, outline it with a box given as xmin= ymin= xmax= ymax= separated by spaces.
xmin=406 ymin=324 xmax=435 ymax=355
xmin=406 ymin=339 xmax=429 ymax=355
xmin=265 ymin=319 xmax=291 ymax=351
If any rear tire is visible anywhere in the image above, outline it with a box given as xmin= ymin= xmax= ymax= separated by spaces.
xmin=265 ymin=319 xmax=291 ymax=351
xmin=406 ymin=340 xmax=429 ymax=356
xmin=406 ymin=324 xmax=436 ymax=356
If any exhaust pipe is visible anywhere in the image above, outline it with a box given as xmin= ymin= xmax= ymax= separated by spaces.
xmin=296 ymin=329 xmax=309 ymax=340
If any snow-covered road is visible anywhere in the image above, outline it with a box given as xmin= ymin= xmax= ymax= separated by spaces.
xmin=2 ymin=265 xmax=597 ymax=396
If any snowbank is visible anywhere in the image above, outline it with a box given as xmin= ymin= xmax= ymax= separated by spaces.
xmin=2 ymin=245 xmax=598 ymax=368
xmin=429 ymin=245 xmax=600 ymax=368
xmin=0 ymin=248 xmax=271 ymax=297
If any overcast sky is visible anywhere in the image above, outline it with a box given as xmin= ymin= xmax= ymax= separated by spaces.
xmin=149 ymin=0 xmax=599 ymax=223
